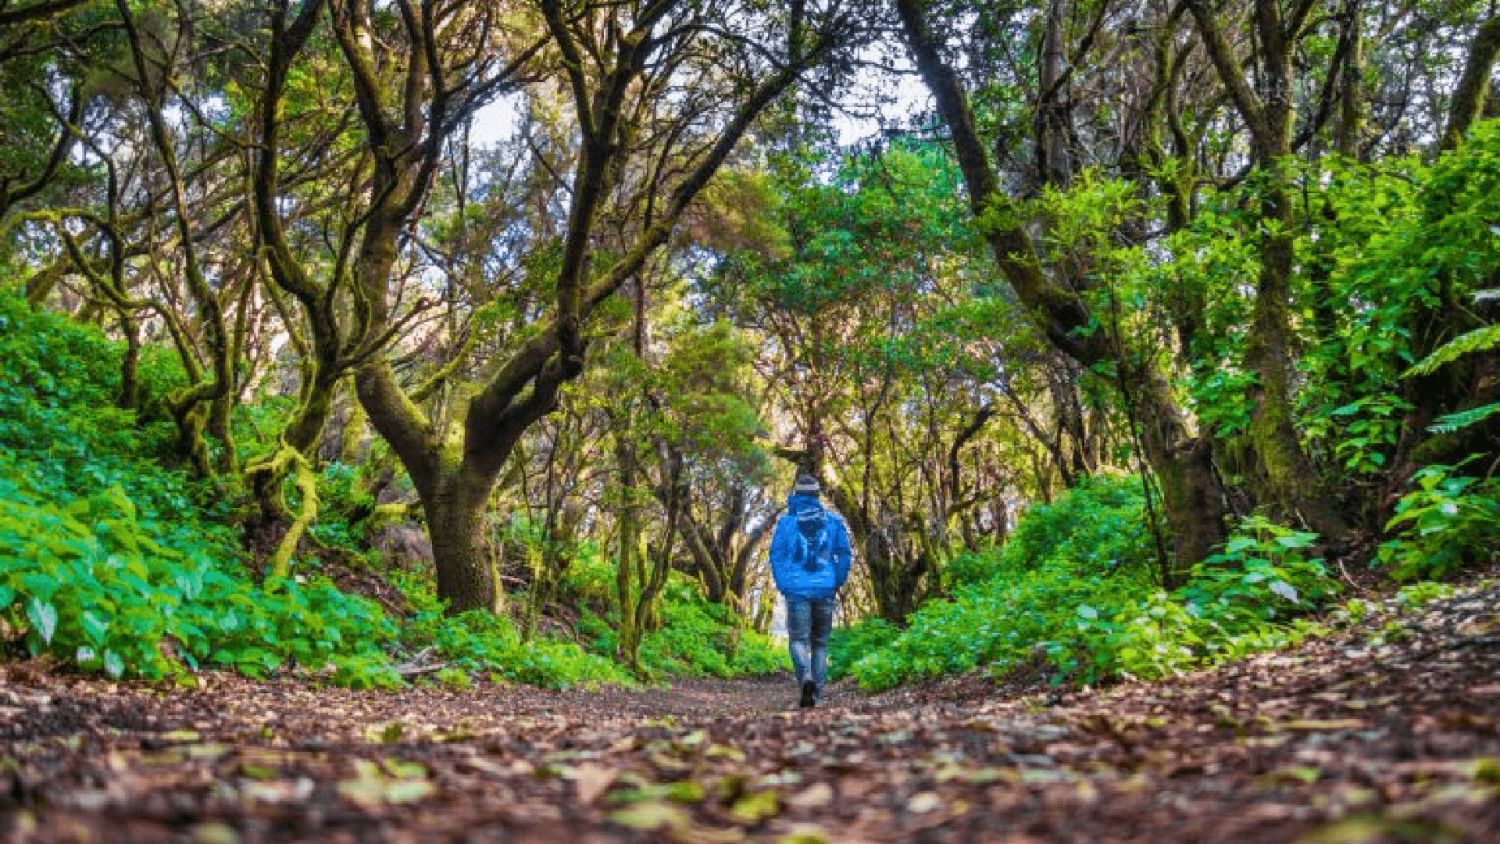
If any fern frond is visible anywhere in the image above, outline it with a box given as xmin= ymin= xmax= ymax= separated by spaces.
xmin=1405 ymin=323 xmax=1500 ymax=378
xmin=1427 ymin=402 xmax=1500 ymax=434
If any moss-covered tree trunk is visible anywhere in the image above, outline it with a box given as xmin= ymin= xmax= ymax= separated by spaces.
xmin=613 ymin=433 xmax=645 ymax=672
xmin=1185 ymin=0 xmax=1349 ymax=541
xmin=422 ymin=468 xmax=500 ymax=614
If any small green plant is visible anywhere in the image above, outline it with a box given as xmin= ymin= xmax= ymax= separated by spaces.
xmin=1395 ymin=580 xmax=1455 ymax=609
xmin=1335 ymin=597 xmax=1374 ymax=626
xmin=1179 ymin=516 xmax=1337 ymax=637
xmin=1378 ymin=464 xmax=1500 ymax=581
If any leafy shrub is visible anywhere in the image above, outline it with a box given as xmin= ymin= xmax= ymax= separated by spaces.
xmin=846 ymin=556 xmax=1151 ymax=690
xmin=843 ymin=480 xmax=1342 ymax=690
xmin=0 ymin=290 xmax=398 ymax=687
xmin=556 ymin=553 xmax=788 ymax=680
xmin=393 ymin=570 xmax=631 ymax=689
xmin=640 ymin=581 xmax=787 ymax=678
xmin=1091 ymin=516 xmax=1337 ymax=682
xmin=828 ymin=616 xmax=899 ymax=681
xmin=1177 ymin=516 xmax=1336 ymax=637
xmin=411 ymin=607 xmax=630 ymax=689
xmin=1377 ymin=463 xmax=1500 ymax=581
xmin=1000 ymin=475 xmax=1153 ymax=576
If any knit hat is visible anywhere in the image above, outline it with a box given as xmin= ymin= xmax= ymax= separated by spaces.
xmin=793 ymin=474 xmax=821 ymax=495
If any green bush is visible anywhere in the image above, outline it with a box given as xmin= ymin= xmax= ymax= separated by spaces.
xmin=555 ymin=552 xmax=788 ymax=680
xmin=1101 ymin=516 xmax=1335 ymax=678
xmin=640 ymin=580 xmax=787 ymax=678
xmin=828 ymin=616 xmax=899 ymax=681
xmin=1000 ymin=474 xmax=1153 ymax=576
xmin=0 ymin=291 xmax=399 ymax=687
xmin=392 ymin=572 xmax=632 ymax=689
xmin=842 ymin=478 xmax=1343 ymax=690
xmin=1377 ymin=463 xmax=1500 ymax=581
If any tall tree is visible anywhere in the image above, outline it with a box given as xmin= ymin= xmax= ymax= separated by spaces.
xmin=894 ymin=0 xmax=1227 ymax=579
xmin=344 ymin=0 xmax=855 ymax=612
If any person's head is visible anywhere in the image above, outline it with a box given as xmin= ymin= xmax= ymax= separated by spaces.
xmin=793 ymin=474 xmax=821 ymax=498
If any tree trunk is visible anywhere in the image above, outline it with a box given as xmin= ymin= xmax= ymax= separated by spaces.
xmin=614 ymin=434 xmax=644 ymax=672
xmin=1185 ymin=0 xmax=1349 ymax=541
xmin=1442 ymin=14 xmax=1500 ymax=150
xmin=423 ymin=469 xmax=499 ymax=615
xmin=1244 ymin=180 xmax=1348 ymax=540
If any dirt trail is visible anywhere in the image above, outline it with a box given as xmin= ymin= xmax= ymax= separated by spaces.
xmin=3 ymin=585 xmax=1498 ymax=843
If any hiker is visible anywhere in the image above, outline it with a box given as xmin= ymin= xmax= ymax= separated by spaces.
xmin=769 ymin=474 xmax=852 ymax=708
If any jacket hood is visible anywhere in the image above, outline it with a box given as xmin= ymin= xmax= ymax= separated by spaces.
xmin=786 ymin=492 xmax=823 ymax=512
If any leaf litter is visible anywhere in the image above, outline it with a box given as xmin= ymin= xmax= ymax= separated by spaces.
xmin=0 ymin=583 xmax=1497 ymax=842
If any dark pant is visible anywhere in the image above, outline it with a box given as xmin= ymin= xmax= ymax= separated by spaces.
xmin=786 ymin=596 xmax=834 ymax=693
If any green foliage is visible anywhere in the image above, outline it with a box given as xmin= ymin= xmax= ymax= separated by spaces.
xmin=0 ymin=290 xmax=398 ymax=687
xmin=1427 ymin=402 xmax=1500 ymax=435
xmin=1394 ymin=580 xmax=1455 ymax=609
xmin=1405 ymin=323 xmax=1500 ymax=379
xmin=639 ymin=581 xmax=787 ymax=678
xmin=1178 ymin=516 xmax=1336 ymax=634
xmin=1377 ymin=464 xmax=1500 ymax=581
xmin=841 ymin=479 xmax=1341 ymax=690
xmin=559 ymin=554 xmax=787 ymax=680
xmin=389 ymin=570 xmax=629 ymax=689
xmin=1000 ymin=475 xmax=1154 ymax=577
xmin=1172 ymin=126 xmax=1500 ymax=484
xmin=839 ymin=478 xmax=1158 ymax=689
xmin=827 ymin=617 xmax=899 ymax=681
xmin=413 ymin=608 xmax=630 ymax=690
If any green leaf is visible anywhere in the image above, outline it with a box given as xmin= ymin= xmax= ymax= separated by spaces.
xmin=103 ymin=649 xmax=125 ymax=679
xmin=609 ymin=801 xmax=689 ymax=831
xmin=81 ymin=610 xmax=109 ymax=644
xmin=1405 ymin=323 xmax=1500 ymax=378
xmin=1268 ymin=581 xmax=1300 ymax=604
xmin=26 ymin=598 xmax=57 ymax=644
xmin=1274 ymin=532 xmax=1318 ymax=550
xmin=1428 ymin=402 xmax=1500 ymax=434
xmin=21 ymin=572 xmax=59 ymax=603
xmin=730 ymin=789 xmax=780 ymax=823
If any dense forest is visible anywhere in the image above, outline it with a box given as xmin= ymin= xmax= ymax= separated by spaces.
xmin=2 ymin=0 xmax=1498 ymax=682
xmin=1 ymin=0 xmax=1498 ymax=838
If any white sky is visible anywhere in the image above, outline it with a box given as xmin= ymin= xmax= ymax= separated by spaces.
xmin=466 ymin=61 xmax=933 ymax=151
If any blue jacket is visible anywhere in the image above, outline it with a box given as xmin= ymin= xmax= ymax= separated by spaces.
xmin=769 ymin=493 xmax=852 ymax=600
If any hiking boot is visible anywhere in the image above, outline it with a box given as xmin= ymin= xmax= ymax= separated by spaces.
xmin=799 ymin=679 xmax=817 ymax=709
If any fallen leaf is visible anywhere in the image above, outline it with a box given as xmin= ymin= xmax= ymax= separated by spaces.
xmin=570 ymin=763 xmax=618 ymax=805
xmin=1277 ymin=719 xmax=1367 ymax=731
xmin=785 ymin=781 xmax=833 ymax=809
xmin=907 ymin=791 xmax=943 ymax=814
xmin=609 ymin=800 xmax=689 ymax=832
xmin=778 ymin=826 xmax=831 ymax=844
xmin=730 ymin=789 xmax=779 ymax=823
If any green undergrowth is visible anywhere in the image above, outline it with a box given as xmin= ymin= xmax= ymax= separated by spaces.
xmin=0 ymin=289 xmax=773 ymax=690
xmin=837 ymin=467 xmax=1497 ymax=692
xmin=0 ymin=291 xmax=398 ymax=687
xmin=563 ymin=549 xmax=788 ymax=680
xmin=391 ymin=571 xmax=631 ymax=689
xmin=834 ymin=477 xmax=1339 ymax=690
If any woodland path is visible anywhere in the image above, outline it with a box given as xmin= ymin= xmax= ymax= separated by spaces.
xmin=2 ymin=585 xmax=1499 ymax=844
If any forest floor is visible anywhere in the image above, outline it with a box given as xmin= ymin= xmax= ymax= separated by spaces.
xmin=3 ymin=583 xmax=1499 ymax=844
